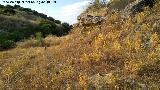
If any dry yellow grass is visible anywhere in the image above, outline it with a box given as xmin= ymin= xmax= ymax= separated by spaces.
xmin=0 ymin=2 xmax=160 ymax=90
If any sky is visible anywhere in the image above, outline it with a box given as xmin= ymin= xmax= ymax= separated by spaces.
xmin=0 ymin=0 xmax=92 ymax=24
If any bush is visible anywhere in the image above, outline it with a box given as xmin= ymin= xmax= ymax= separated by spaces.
xmin=35 ymin=32 xmax=43 ymax=46
xmin=5 ymin=5 xmax=13 ymax=9
xmin=3 ymin=8 xmax=16 ymax=15
xmin=8 ymin=31 xmax=24 ymax=42
xmin=37 ymin=20 xmax=56 ymax=36
xmin=13 ymin=5 xmax=20 ymax=9
xmin=55 ymin=20 xmax=61 ymax=24
xmin=47 ymin=17 xmax=55 ymax=22
xmin=62 ymin=22 xmax=71 ymax=34
xmin=37 ymin=20 xmax=71 ymax=37
xmin=0 ymin=39 xmax=15 ymax=50
xmin=38 ymin=13 xmax=47 ymax=18
xmin=0 ymin=4 xmax=4 ymax=8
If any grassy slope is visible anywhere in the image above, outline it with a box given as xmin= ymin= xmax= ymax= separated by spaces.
xmin=0 ymin=6 xmax=41 ymax=31
xmin=0 ymin=5 xmax=71 ymax=50
xmin=0 ymin=2 xmax=160 ymax=90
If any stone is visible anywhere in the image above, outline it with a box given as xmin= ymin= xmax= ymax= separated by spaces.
xmin=77 ymin=14 xmax=105 ymax=26
xmin=121 ymin=0 xmax=156 ymax=19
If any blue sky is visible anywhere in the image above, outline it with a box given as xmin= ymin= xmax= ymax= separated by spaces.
xmin=0 ymin=0 xmax=92 ymax=24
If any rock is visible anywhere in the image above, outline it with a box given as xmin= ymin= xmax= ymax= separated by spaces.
xmin=77 ymin=14 xmax=105 ymax=26
xmin=131 ymin=0 xmax=156 ymax=14
xmin=121 ymin=0 xmax=156 ymax=18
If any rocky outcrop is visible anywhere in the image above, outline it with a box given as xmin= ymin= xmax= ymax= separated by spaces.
xmin=121 ymin=0 xmax=156 ymax=18
xmin=131 ymin=0 xmax=156 ymax=14
xmin=77 ymin=14 xmax=105 ymax=26
xmin=76 ymin=0 xmax=158 ymax=27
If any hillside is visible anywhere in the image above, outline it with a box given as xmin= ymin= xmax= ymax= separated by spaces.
xmin=0 ymin=4 xmax=71 ymax=50
xmin=0 ymin=0 xmax=160 ymax=89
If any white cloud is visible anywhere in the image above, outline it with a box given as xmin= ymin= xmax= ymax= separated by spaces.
xmin=62 ymin=1 xmax=90 ymax=16
xmin=52 ymin=0 xmax=90 ymax=24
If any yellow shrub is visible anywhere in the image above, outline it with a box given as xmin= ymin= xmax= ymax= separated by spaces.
xmin=79 ymin=74 xmax=88 ymax=90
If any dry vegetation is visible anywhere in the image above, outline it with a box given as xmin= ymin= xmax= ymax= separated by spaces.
xmin=0 ymin=1 xmax=160 ymax=90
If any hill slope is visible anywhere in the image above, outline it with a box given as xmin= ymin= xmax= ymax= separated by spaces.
xmin=0 ymin=0 xmax=160 ymax=89
xmin=0 ymin=4 xmax=71 ymax=50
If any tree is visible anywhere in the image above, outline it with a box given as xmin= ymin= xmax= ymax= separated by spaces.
xmin=6 ymin=5 xmax=13 ymax=9
xmin=62 ymin=22 xmax=71 ymax=34
xmin=55 ymin=20 xmax=61 ymax=24
xmin=38 ymin=20 xmax=52 ymax=36
xmin=13 ymin=5 xmax=20 ymax=9
xmin=47 ymin=17 xmax=55 ymax=22
xmin=3 ymin=8 xmax=16 ymax=15
xmin=0 ymin=4 xmax=4 ymax=8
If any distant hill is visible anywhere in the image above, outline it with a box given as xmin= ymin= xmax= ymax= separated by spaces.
xmin=0 ymin=4 xmax=71 ymax=50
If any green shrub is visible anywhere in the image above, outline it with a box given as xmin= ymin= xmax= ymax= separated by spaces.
xmin=35 ymin=32 xmax=43 ymax=46
xmin=62 ymin=22 xmax=71 ymax=34
xmin=0 ymin=39 xmax=15 ymax=50
xmin=38 ymin=20 xmax=53 ymax=36
xmin=3 ymin=8 xmax=16 ymax=15
xmin=47 ymin=17 xmax=55 ymax=22
xmin=55 ymin=20 xmax=61 ymax=24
